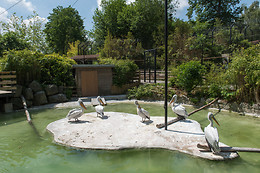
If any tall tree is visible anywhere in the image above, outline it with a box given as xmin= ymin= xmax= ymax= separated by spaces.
xmin=44 ymin=6 xmax=86 ymax=54
xmin=187 ymin=0 xmax=242 ymax=25
xmin=241 ymin=1 xmax=260 ymax=40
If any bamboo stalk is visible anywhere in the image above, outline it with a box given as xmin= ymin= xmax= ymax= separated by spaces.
xmin=156 ymin=98 xmax=219 ymax=128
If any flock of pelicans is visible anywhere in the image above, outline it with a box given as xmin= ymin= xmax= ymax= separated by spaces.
xmin=66 ymin=95 xmax=221 ymax=154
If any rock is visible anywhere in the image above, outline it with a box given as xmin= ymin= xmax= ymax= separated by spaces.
xmin=47 ymin=112 xmax=239 ymax=160
xmin=48 ymin=94 xmax=68 ymax=103
xmin=33 ymin=91 xmax=48 ymax=106
xmin=29 ymin=80 xmax=43 ymax=93
xmin=14 ymin=85 xmax=22 ymax=97
xmin=45 ymin=84 xmax=59 ymax=96
xmin=10 ymin=97 xmax=23 ymax=110
xmin=24 ymin=88 xmax=34 ymax=100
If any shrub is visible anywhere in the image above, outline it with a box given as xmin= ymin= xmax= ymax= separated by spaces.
xmin=2 ymin=49 xmax=42 ymax=85
xmin=172 ymin=61 xmax=206 ymax=93
xmin=98 ymin=58 xmax=138 ymax=86
xmin=2 ymin=50 xmax=76 ymax=86
xmin=39 ymin=53 xmax=76 ymax=86
xmin=226 ymin=44 xmax=260 ymax=103
xmin=127 ymin=83 xmax=176 ymax=100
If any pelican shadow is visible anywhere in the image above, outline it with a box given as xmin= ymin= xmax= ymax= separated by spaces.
xmin=167 ymin=129 xmax=204 ymax=136
xmin=142 ymin=120 xmax=153 ymax=125
xmin=68 ymin=120 xmax=91 ymax=124
xmin=100 ymin=115 xmax=109 ymax=120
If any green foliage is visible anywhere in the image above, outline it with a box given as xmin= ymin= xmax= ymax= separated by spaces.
xmin=44 ymin=6 xmax=86 ymax=54
xmin=226 ymin=44 xmax=260 ymax=102
xmin=127 ymin=83 xmax=176 ymax=100
xmin=0 ymin=12 xmax=49 ymax=53
xmin=187 ymin=0 xmax=242 ymax=25
xmin=100 ymin=32 xmax=143 ymax=59
xmin=172 ymin=61 xmax=206 ymax=93
xmin=0 ymin=31 xmax=30 ymax=56
xmin=67 ymin=40 xmax=80 ymax=57
xmin=98 ymin=57 xmax=138 ymax=86
xmin=39 ymin=54 xmax=76 ymax=86
xmin=93 ymin=0 xmax=176 ymax=49
xmin=2 ymin=49 xmax=42 ymax=85
xmin=1 ymin=50 xmax=76 ymax=86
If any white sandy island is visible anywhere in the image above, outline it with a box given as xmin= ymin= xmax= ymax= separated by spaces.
xmin=46 ymin=111 xmax=239 ymax=160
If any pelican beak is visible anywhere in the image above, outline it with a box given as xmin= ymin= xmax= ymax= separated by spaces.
xmin=99 ymin=98 xmax=105 ymax=106
xmin=212 ymin=116 xmax=220 ymax=126
xmin=80 ymin=102 xmax=87 ymax=111
xmin=169 ymin=99 xmax=173 ymax=105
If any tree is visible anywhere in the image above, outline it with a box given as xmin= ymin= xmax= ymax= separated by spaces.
xmin=241 ymin=1 xmax=260 ymax=40
xmin=93 ymin=0 xmax=177 ymax=49
xmin=187 ymin=0 xmax=242 ymax=25
xmin=0 ymin=12 xmax=48 ymax=54
xmin=0 ymin=31 xmax=30 ymax=57
xmin=44 ymin=6 xmax=86 ymax=54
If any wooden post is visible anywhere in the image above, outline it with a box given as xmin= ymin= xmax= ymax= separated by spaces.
xmin=156 ymin=98 xmax=219 ymax=128
xmin=21 ymin=96 xmax=32 ymax=124
xmin=197 ymin=144 xmax=260 ymax=153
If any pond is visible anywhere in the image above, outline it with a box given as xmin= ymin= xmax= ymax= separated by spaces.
xmin=0 ymin=102 xmax=259 ymax=173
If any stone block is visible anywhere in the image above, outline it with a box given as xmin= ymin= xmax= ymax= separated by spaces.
xmin=29 ymin=80 xmax=43 ymax=93
xmin=45 ymin=84 xmax=59 ymax=96
xmin=24 ymin=88 xmax=34 ymax=100
xmin=34 ymin=91 xmax=48 ymax=106
xmin=48 ymin=94 xmax=68 ymax=103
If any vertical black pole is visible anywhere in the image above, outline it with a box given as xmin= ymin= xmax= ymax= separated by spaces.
xmin=149 ymin=54 xmax=151 ymax=83
xmin=144 ymin=51 xmax=146 ymax=82
xmin=164 ymin=0 xmax=168 ymax=130
xmin=154 ymin=49 xmax=157 ymax=83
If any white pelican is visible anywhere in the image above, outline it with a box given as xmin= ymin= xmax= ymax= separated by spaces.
xmin=169 ymin=94 xmax=188 ymax=118
xmin=95 ymin=96 xmax=105 ymax=117
xmin=204 ymin=112 xmax=221 ymax=154
xmin=66 ymin=98 xmax=87 ymax=121
xmin=134 ymin=101 xmax=150 ymax=122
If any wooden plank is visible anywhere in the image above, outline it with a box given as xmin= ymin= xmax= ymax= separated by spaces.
xmin=197 ymin=144 xmax=260 ymax=153
xmin=0 ymin=80 xmax=17 ymax=85
xmin=0 ymin=71 xmax=16 ymax=74
xmin=0 ymin=86 xmax=17 ymax=90
xmin=156 ymin=98 xmax=219 ymax=128
xmin=0 ymin=75 xmax=16 ymax=79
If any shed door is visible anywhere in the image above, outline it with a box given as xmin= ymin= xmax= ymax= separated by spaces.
xmin=81 ymin=71 xmax=98 ymax=96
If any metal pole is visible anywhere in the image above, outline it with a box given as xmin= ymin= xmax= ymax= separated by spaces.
xmin=164 ymin=0 xmax=168 ymax=130
xmin=144 ymin=51 xmax=146 ymax=82
xmin=154 ymin=49 xmax=157 ymax=83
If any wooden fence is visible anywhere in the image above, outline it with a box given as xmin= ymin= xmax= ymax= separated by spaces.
xmin=0 ymin=71 xmax=17 ymax=93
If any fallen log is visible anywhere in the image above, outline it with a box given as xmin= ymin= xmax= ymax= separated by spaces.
xmin=197 ymin=144 xmax=260 ymax=153
xmin=156 ymin=98 xmax=219 ymax=128
xmin=21 ymin=95 xmax=32 ymax=124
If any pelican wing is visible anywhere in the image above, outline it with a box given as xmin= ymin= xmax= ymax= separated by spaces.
xmin=204 ymin=125 xmax=220 ymax=153
xmin=141 ymin=108 xmax=150 ymax=120
xmin=95 ymin=105 xmax=104 ymax=115
xmin=173 ymin=104 xmax=188 ymax=117
xmin=66 ymin=108 xmax=82 ymax=120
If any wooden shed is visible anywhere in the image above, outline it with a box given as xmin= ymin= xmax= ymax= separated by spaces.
xmin=73 ymin=65 xmax=114 ymax=96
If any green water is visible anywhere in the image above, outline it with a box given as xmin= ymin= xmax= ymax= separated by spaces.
xmin=0 ymin=102 xmax=260 ymax=173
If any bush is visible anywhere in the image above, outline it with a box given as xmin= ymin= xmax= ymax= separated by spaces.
xmin=98 ymin=58 xmax=138 ymax=86
xmin=2 ymin=49 xmax=42 ymax=85
xmin=226 ymin=44 xmax=260 ymax=103
xmin=127 ymin=83 xmax=176 ymax=100
xmin=39 ymin=53 xmax=76 ymax=86
xmin=2 ymin=50 xmax=76 ymax=86
xmin=171 ymin=61 xmax=206 ymax=93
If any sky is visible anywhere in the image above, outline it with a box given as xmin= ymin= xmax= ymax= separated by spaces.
xmin=0 ymin=0 xmax=257 ymax=32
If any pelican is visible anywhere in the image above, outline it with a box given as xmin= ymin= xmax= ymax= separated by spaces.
xmin=66 ymin=98 xmax=87 ymax=121
xmin=95 ymin=96 xmax=105 ymax=117
xmin=169 ymin=94 xmax=188 ymax=118
xmin=134 ymin=101 xmax=150 ymax=122
xmin=204 ymin=112 xmax=221 ymax=154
